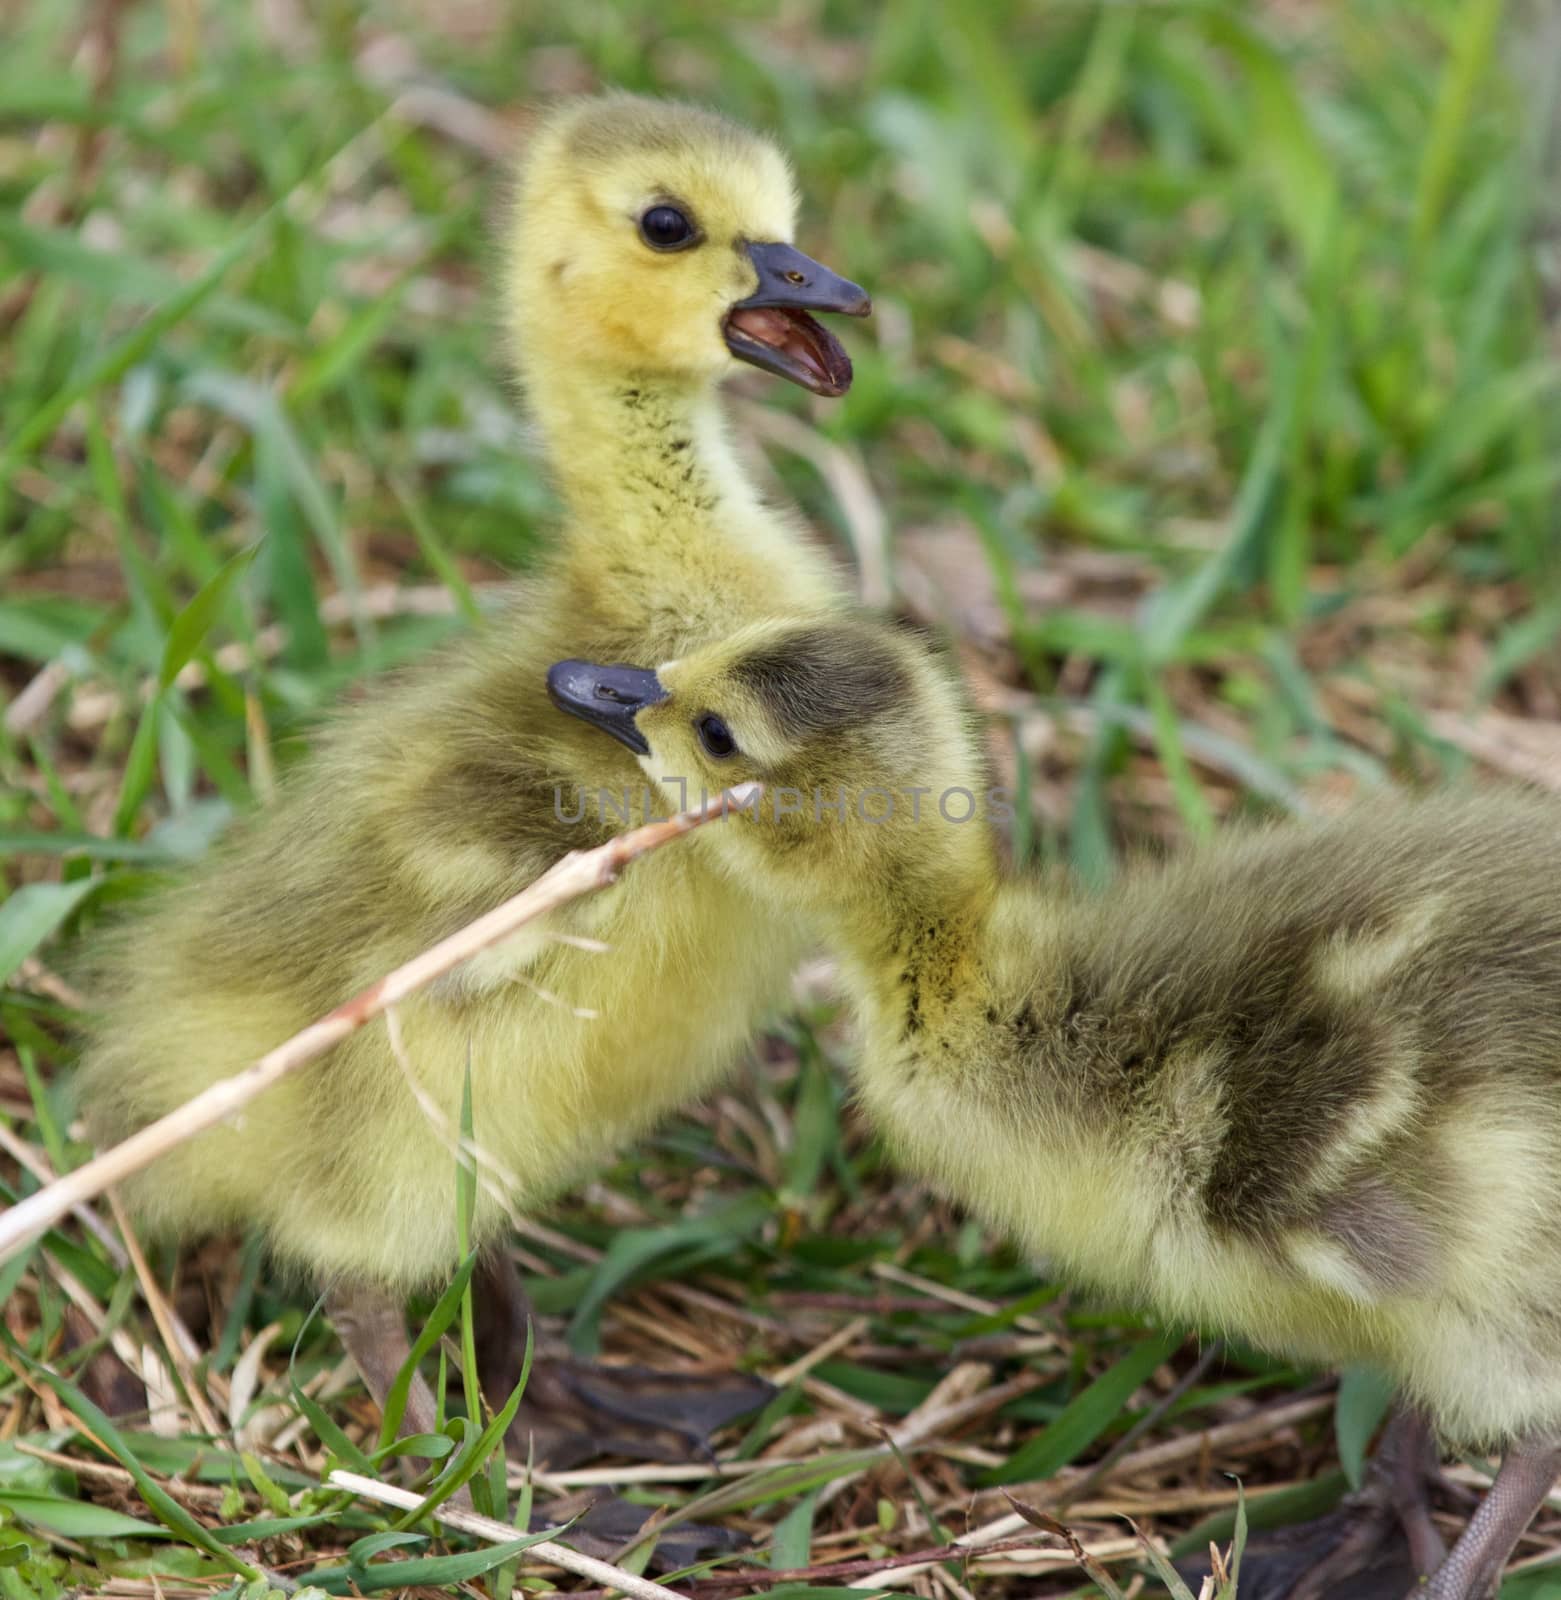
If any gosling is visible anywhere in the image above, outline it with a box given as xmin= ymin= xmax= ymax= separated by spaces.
xmin=549 ymin=613 xmax=1561 ymax=1600
xmin=76 ymin=94 xmax=868 ymax=1465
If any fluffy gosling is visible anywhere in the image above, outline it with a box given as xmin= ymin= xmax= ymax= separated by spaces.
xmin=550 ymin=613 xmax=1561 ymax=1600
xmin=76 ymin=94 xmax=868 ymax=1469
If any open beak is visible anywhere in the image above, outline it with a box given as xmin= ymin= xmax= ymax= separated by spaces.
xmin=547 ymin=659 xmax=667 ymax=756
xmin=724 ymin=241 xmax=871 ymax=398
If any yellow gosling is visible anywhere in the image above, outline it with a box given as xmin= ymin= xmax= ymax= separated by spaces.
xmin=76 ymin=94 xmax=868 ymax=1469
xmin=551 ymin=612 xmax=1561 ymax=1600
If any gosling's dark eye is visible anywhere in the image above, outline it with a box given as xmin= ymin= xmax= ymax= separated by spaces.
xmin=697 ymin=714 xmax=737 ymax=759
xmin=639 ymin=204 xmax=697 ymax=251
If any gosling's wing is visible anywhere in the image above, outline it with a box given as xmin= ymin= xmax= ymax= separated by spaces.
xmin=1053 ymin=791 xmax=1561 ymax=1241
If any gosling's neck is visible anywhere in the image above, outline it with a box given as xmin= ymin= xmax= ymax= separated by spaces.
xmin=833 ymin=846 xmax=1004 ymax=1051
xmin=517 ymin=344 xmax=840 ymax=641
xmin=527 ymin=354 xmax=722 ymax=514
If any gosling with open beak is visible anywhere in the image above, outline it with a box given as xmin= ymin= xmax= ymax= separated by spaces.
xmin=724 ymin=241 xmax=871 ymax=398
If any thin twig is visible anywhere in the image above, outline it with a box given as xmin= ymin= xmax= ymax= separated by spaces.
xmin=637 ymin=1532 xmax=1057 ymax=1593
xmin=103 ymin=1189 xmax=225 ymax=1438
xmin=970 ymin=1389 xmax=1337 ymax=1526
xmin=811 ymin=1368 xmax=1045 ymax=1511
xmin=326 ymin=1469 xmax=688 ymax=1600
xmin=13 ymin=1441 xmax=228 ymax=1505
xmin=768 ymin=1314 xmax=870 ymax=1388
xmin=737 ymin=401 xmax=890 ymax=609
xmin=0 ymin=785 xmax=760 ymax=1264
xmin=0 ymin=1121 xmax=125 ymax=1267
xmin=871 ymin=1261 xmax=1054 ymax=1337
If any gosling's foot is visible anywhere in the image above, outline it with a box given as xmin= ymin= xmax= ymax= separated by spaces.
xmin=1175 ymin=1408 xmax=1448 ymax=1600
xmin=508 ymin=1356 xmax=776 ymax=1469
xmin=1175 ymin=1504 xmax=1417 ymax=1600
xmin=537 ymin=1489 xmax=749 ymax=1573
xmin=473 ymin=1249 xmax=773 ymax=1469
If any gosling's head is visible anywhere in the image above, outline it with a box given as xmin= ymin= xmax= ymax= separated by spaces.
xmin=506 ymin=93 xmax=870 ymax=397
xmin=547 ymin=616 xmax=995 ymax=917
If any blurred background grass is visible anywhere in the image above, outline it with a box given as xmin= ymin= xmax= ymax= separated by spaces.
xmin=3 ymin=1 xmax=1561 ymax=1595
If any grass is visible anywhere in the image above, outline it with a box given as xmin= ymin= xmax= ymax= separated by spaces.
xmin=3 ymin=0 xmax=1561 ymax=1595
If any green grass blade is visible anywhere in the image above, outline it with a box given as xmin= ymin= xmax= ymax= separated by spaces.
xmin=1414 ymin=0 xmax=1507 ymax=247
xmin=1334 ymin=1365 xmax=1395 ymax=1491
xmin=1143 ymin=676 xmax=1215 ymax=840
xmin=452 ymin=1058 xmax=485 ymax=1508
xmin=377 ymin=1249 xmax=478 ymax=1449
xmin=1228 ymin=1481 xmax=1248 ymax=1593
xmin=159 ymin=545 xmax=258 ymax=690
xmin=389 ymin=1340 xmax=535 ymax=1531
xmin=109 ymin=691 xmax=166 ymax=838
xmin=982 ymin=1332 xmax=1179 ymax=1485
xmin=0 ymin=880 xmax=96 ymax=984
xmin=567 ymin=1192 xmax=772 ymax=1355
xmin=770 ymin=1490 xmax=821 ymax=1571
xmin=17 ymin=1347 xmax=258 ymax=1577
xmin=389 ymin=476 xmax=483 ymax=626
xmin=308 ymin=1530 xmax=561 ymax=1593
xmin=1142 ymin=396 xmax=1290 ymax=666
xmin=0 ymin=1491 xmax=169 ymax=1541
xmin=0 ymin=222 xmax=271 ymax=485
xmin=288 ymin=1301 xmax=374 ymax=1473
xmin=1130 ymin=1515 xmax=1200 ymax=1600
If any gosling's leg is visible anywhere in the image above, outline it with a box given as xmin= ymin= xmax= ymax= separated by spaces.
xmin=471 ymin=1250 xmax=762 ymax=1573
xmin=1282 ymin=1408 xmax=1447 ymax=1600
xmin=472 ymin=1247 xmax=594 ymax=1465
xmin=1376 ymin=1406 xmax=1448 ymax=1578
xmin=473 ymin=1247 xmax=532 ymax=1406
xmin=325 ymin=1279 xmax=440 ymax=1439
xmin=1419 ymin=1434 xmax=1561 ymax=1600
xmin=1180 ymin=1406 xmax=1446 ymax=1600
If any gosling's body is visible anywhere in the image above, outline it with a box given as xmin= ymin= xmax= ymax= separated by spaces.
xmin=549 ymin=613 xmax=1561 ymax=1597
xmin=859 ymin=792 xmax=1561 ymax=1447
xmin=80 ymin=100 xmax=861 ymax=1330
xmin=83 ymin=619 xmax=797 ymax=1291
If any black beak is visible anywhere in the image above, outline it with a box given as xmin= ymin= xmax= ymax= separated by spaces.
xmin=547 ymin=660 xmax=668 ymax=756
xmin=724 ymin=242 xmax=871 ymax=397
xmin=737 ymin=242 xmax=871 ymax=318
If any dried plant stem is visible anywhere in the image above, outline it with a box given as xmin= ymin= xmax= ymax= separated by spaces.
xmin=632 ymin=1532 xmax=1064 ymax=1593
xmin=738 ymin=401 xmax=890 ymax=610
xmin=0 ymin=1121 xmax=125 ymax=1267
xmin=104 ymin=1188 xmax=226 ymax=1438
xmin=327 ymin=1469 xmax=689 ymax=1600
xmin=0 ymin=785 xmax=759 ymax=1265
